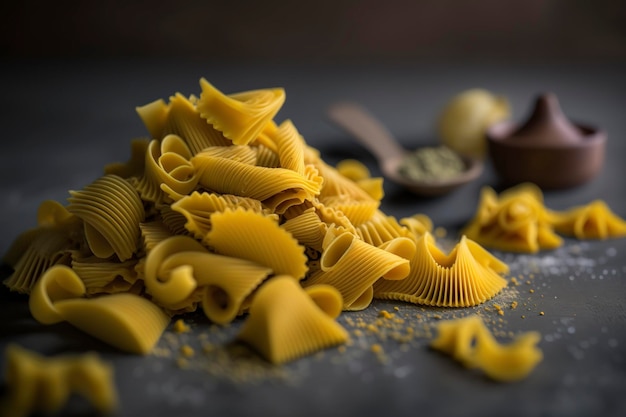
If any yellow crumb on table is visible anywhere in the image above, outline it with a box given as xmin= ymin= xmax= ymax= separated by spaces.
xmin=180 ymin=344 xmax=195 ymax=358
xmin=173 ymin=319 xmax=191 ymax=333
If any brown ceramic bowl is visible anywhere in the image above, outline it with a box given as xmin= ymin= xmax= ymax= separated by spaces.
xmin=487 ymin=122 xmax=606 ymax=189
xmin=486 ymin=94 xmax=606 ymax=189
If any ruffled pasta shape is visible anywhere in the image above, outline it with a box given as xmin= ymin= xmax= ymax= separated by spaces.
xmin=197 ymin=78 xmax=285 ymax=146
xmin=29 ymin=265 xmax=169 ymax=354
xmin=4 ymin=201 xmax=84 ymax=293
xmin=171 ymin=191 xmax=269 ymax=240
xmin=303 ymin=231 xmax=410 ymax=310
xmin=2 ymin=344 xmax=117 ymax=417
xmin=70 ymin=254 xmax=138 ymax=295
xmin=314 ymin=158 xmax=376 ymax=202
xmin=321 ymin=195 xmax=379 ymax=226
xmin=139 ymin=220 xmax=174 ymax=253
xmin=192 ymin=152 xmax=323 ymax=206
xmin=430 ymin=316 xmax=543 ymax=382
xmin=206 ymin=208 xmax=308 ymax=280
xmin=135 ymin=98 xmax=169 ymax=141
xmin=195 ymin=145 xmax=258 ymax=165
xmin=373 ymin=233 xmax=508 ymax=307
xmin=281 ymin=207 xmax=327 ymax=251
xmin=133 ymin=134 xmax=198 ymax=203
xmin=236 ymin=276 xmax=348 ymax=364
xmin=463 ymin=184 xmax=562 ymax=253
xmin=67 ymin=175 xmax=145 ymax=261
xmin=399 ymin=214 xmax=433 ymax=239
xmin=161 ymin=93 xmax=232 ymax=153
xmin=550 ymin=200 xmax=626 ymax=239
xmin=143 ymin=234 xmax=272 ymax=323
xmin=356 ymin=210 xmax=413 ymax=247
xmin=254 ymin=143 xmax=281 ymax=168
xmin=335 ymin=159 xmax=385 ymax=201
xmin=271 ymin=119 xmax=306 ymax=174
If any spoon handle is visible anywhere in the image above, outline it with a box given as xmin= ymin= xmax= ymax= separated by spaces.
xmin=328 ymin=102 xmax=405 ymax=164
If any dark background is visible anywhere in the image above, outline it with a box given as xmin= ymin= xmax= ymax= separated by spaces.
xmin=2 ymin=0 xmax=625 ymax=64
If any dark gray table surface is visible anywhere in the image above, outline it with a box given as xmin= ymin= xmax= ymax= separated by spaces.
xmin=1 ymin=59 xmax=625 ymax=417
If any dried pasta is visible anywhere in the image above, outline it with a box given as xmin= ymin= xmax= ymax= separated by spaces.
xmin=197 ymin=78 xmax=285 ymax=146
xmin=550 ymin=200 xmax=626 ymax=239
xmin=237 ymin=276 xmax=348 ymax=364
xmin=67 ymin=174 xmax=145 ymax=261
xmin=1 ymin=344 xmax=117 ymax=417
xmin=464 ymin=183 xmax=626 ymax=252
xmin=303 ymin=230 xmax=410 ymax=310
xmin=463 ymin=184 xmax=562 ymax=253
xmin=30 ymin=265 xmax=169 ymax=354
xmin=430 ymin=316 xmax=543 ymax=382
xmin=373 ymin=232 xmax=508 ymax=307
xmin=145 ymin=235 xmax=272 ymax=324
xmin=5 ymin=78 xmax=519 ymax=369
xmin=206 ymin=208 xmax=308 ymax=280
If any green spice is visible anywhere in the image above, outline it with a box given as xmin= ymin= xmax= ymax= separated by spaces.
xmin=398 ymin=146 xmax=465 ymax=181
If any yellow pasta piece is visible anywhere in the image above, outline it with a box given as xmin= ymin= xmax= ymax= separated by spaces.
xmin=156 ymin=249 xmax=272 ymax=325
xmin=206 ymin=208 xmax=308 ymax=280
xmin=550 ymin=200 xmax=626 ymax=239
xmin=270 ymin=119 xmax=306 ymax=174
xmin=304 ymin=230 xmax=410 ymax=310
xmin=29 ymin=265 xmax=169 ymax=354
xmin=195 ymin=144 xmax=258 ymax=165
xmin=133 ymin=134 xmax=198 ymax=203
xmin=4 ymin=201 xmax=83 ymax=293
xmin=144 ymin=235 xmax=208 ymax=305
xmin=253 ymin=143 xmax=281 ymax=168
xmin=356 ymin=210 xmax=413 ymax=247
xmin=322 ymin=195 xmax=380 ymax=226
xmin=399 ymin=213 xmax=433 ymax=238
xmin=336 ymin=159 xmax=371 ymax=182
xmin=29 ymin=265 xmax=86 ymax=325
xmin=1 ymin=344 xmax=118 ymax=417
xmin=171 ymin=191 xmax=269 ymax=240
xmin=314 ymin=158 xmax=376 ymax=202
xmin=67 ymin=174 xmax=145 ymax=261
xmin=55 ymin=294 xmax=171 ymax=355
xmin=139 ymin=220 xmax=174 ymax=253
xmin=70 ymin=254 xmax=138 ymax=295
xmin=463 ymin=184 xmax=562 ymax=253
xmin=281 ymin=207 xmax=327 ymax=251
xmin=430 ymin=316 xmax=543 ymax=382
xmin=197 ymin=79 xmax=285 ymax=146
xmin=192 ymin=152 xmax=323 ymax=205
xmin=237 ymin=276 xmax=348 ymax=364
xmin=162 ymin=93 xmax=232 ymax=153
xmin=136 ymin=98 xmax=169 ymax=140
xmin=373 ymin=232 xmax=508 ymax=307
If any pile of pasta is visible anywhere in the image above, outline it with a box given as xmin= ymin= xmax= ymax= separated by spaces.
xmin=463 ymin=183 xmax=626 ymax=253
xmin=3 ymin=79 xmax=510 ymax=364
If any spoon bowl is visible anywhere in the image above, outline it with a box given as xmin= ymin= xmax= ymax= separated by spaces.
xmin=327 ymin=102 xmax=483 ymax=196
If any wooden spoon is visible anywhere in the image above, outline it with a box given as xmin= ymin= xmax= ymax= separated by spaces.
xmin=327 ymin=101 xmax=483 ymax=196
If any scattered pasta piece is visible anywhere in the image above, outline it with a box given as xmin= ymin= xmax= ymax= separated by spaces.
xmin=464 ymin=183 xmax=626 ymax=252
xmin=373 ymin=232 xmax=508 ymax=307
xmin=237 ymin=276 xmax=349 ymax=364
xmin=1 ymin=344 xmax=117 ymax=417
xmin=463 ymin=183 xmax=562 ymax=253
xmin=550 ymin=200 xmax=626 ymax=239
xmin=430 ymin=316 xmax=542 ymax=382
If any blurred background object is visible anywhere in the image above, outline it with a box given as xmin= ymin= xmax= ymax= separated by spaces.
xmin=1 ymin=0 xmax=625 ymax=63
